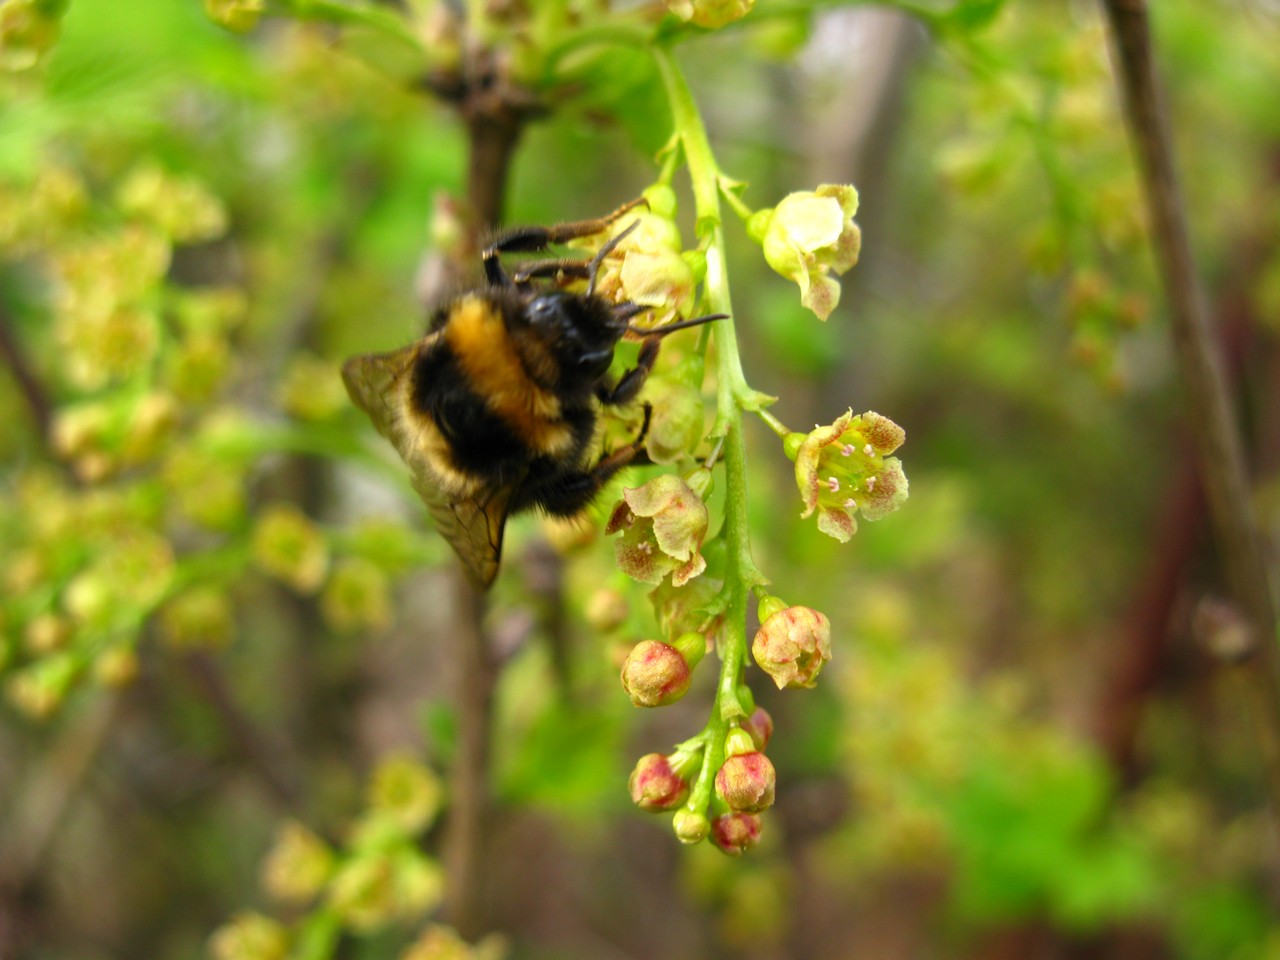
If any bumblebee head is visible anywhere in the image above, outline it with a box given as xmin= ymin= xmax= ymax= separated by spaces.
xmin=524 ymin=291 xmax=626 ymax=385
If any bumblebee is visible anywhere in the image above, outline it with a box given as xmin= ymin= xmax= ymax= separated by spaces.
xmin=342 ymin=199 xmax=724 ymax=589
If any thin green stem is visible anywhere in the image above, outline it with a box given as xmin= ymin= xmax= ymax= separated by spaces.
xmin=275 ymin=0 xmax=424 ymax=52
xmin=654 ymin=45 xmax=762 ymax=824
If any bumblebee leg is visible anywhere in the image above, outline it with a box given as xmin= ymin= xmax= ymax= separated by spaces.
xmin=510 ymin=258 xmax=592 ymax=286
xmin=483 ymin=198 xmax=647 ymax=286
xmin=596 ymin=338 xmax=661 ymax=407
xmin=512 ymin=404 xmax=652 ymax=517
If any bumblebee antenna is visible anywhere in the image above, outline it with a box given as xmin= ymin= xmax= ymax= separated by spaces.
xmin=628 ymin=313 xmax=729 ymax=337
xmin=587 ymin=220 xmax=642 ymax=296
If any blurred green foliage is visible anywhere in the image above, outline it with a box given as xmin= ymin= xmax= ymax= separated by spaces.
xmin=1 ymin=0 xmax=1279 ymax=958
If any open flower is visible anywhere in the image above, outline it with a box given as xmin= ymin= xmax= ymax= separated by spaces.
xmin=584 ymin=199 xmax=697 ymax=328
xmin=786 ymin=409 xmax=908 ymax=542
xmin=606 ymin=474 xmax=708 ymax=586
xmin=750 ymin=184 xmax=861 ymax=321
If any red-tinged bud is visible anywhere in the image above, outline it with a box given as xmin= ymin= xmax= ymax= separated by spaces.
xmin=742 ymin=707 xmax=774 ymax=752
xmin=752 ymin=605 xmax=832 ymax=690
xmin=621 ymin=640 xmax=691 ymax=707
xmin=715 ymin=752 xmax=776 ymax=813
xmin=673 ymin=808 xmax=710 ymax=844
xmin=629 ymin=753 xmax=691 ymax=811
xmin=710 ymin=811 xmax=763 ymax=856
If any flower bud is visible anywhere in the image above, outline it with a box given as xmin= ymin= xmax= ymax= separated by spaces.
xmin=723 ymin=727 xmax=757 ymax=759
xmin=621 ymin=640 xmax=691 ymax=707
xmin=278 ymin=354 xmax=348 ymax=422
xmin=643 ymin=184 xmax=678 ymax=220
xmin=683 ymin=466 xmax=713 ymax=501
xmin=159 ymin=586 xmax=235 ymax=650
xmin=715 ymin=752 xmax=776 ymax=813
xmin=644 ymin=377 xmax=705 ymax=465
xmin=204 ymin=0 xmax=265 ymax=33
xmin=752 ymin=605 xmax=832 ymax=689
xmin=321 ymin=557 xmax=392 ymax=633
xmin=208 ymin=911 xmax=289 ymax=960
xmin=24 ymin=613 xmax=71 ymax=654
xmin=327 ymin=855 xmax=397 ymax=932
xmin=585 ymin=588 xmax=629 ymax=632
xmin=672 ymin=630 xmax=707 ymax=671
xmin=368 ymin=755 xmax=443 ymax=834
xmin=262 ymin=820 xmax=334 ymax=904
xmin=252 ymin=503 xmax=329 ymax=593
xmin=94 ymin=646 xmax=139 ymax=687
xmin=665 ymin=0 xmax=756 ymax=29
xmin=672 ymin=808 xmax=710 ymax=844
xmin=629 ymin=753 xmax=691 ymax=811
xmin=742 ymin=706 xmax=774 ymax=752
xmin=709 ymin=811 xmax=763 ymax=856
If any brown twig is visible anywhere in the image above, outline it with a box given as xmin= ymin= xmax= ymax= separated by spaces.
xmin=432 ymin=42 xmax=539 ymax=941
xmin=0 ymin=695 xmax=119 ymax=901
xmin=1100 ymin=0 xmax=1280 ymax=807
xmin=181 ymin=651 xmax=302 ymax=806
xmin=440 ymin=570 xmax=496 ymax=940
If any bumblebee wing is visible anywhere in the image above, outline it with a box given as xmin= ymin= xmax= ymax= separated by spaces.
xmin=342 ymin=343 xmax=518 ymax=590
xmin=411 ymin=471 xmax=519 ymax=589
xmin=342 ymin=345 xmax=420 ymax=445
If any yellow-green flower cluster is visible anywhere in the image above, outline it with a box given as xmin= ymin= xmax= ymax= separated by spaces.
xmin=209 ymin=756 xmax=472 ymax=959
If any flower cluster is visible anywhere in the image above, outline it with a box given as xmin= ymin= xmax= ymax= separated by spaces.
xmin=210 ymin=756 xmax=502 ymax=960
xmin=0 ymin=155 xmax=425 ymax=720
xmin=578 ymin=172 xmax=909 ymax=856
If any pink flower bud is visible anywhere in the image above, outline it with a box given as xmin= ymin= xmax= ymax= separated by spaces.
xmin=709 ymin=811 xmax=763 ymax=856
xmin=715 ymin=752 xmax=776 ymax=813
xmin=628 ymin=753 xmax=691 ymax=811
xmin=752 ymin=605 xmax=832 ymax=690
xmin=742 ymin=707 xmax=774 ymax=752
xmin=621 ymin=640 xmax=691 ymax=707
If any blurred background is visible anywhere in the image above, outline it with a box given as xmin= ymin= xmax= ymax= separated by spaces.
xmin=2 ymin=0 xmax=1280 ymax=958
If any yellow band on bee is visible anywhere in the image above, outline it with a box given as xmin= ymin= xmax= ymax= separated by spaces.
xmin=444 ymin=295 xmax=573 ymax=456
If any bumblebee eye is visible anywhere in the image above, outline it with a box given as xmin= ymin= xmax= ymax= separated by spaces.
xmin=577 ymin=346 xmax=614 ymax=378
xmin=529 ymin=298 xmax=560 ymax=329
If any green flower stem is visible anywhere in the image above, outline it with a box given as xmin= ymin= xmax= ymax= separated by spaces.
xmin=274 ymin=0 xmax=424 ymax=52
xmin=543 ymin=21 xmax=656 ymax=78
xmin=718 ymin=181 xmax=756 ymax=224
xmin=756 ymin=408 xmax=790 ymax=438
xmin=655 ymin=45 xmax=764 ymax=822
